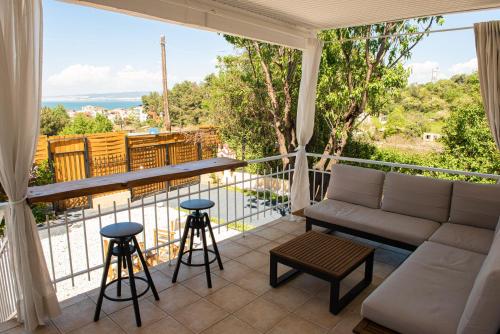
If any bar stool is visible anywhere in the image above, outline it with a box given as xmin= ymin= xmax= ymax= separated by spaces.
xmin=172 ymin=199 xmax=223 ymax=288
xmin=94 ymin=222 xmax=159 ymax=327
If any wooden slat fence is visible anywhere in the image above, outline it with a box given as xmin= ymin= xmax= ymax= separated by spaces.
xmin=34 ymin=129 xmax=219 ymax=209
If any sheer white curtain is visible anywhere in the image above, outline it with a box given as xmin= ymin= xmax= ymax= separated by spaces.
xmin=474 ymin=21 xmax=500 ymax=151
xmin=0 ymin=0 xmax=61 ymax=331
xmin=291 ymin=38 xmax=323 ymax=212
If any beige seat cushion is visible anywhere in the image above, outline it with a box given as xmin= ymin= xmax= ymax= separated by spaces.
xmin=450 ymin=181 xmax=500 ymax=230
xmin=430 ymin=223 xmax=495 ymax=255
xmin=381 ymin=172 xmax=452 ymax=222
xmin=304 ymin=199 xmax=440 ymax=246
xmin=458 ymin=228 xmax=500 ymax=334
xmin=362 ymin=241 xmax=485 ymax=334
xmin=326 ymin=164 xmax=385 ymax=209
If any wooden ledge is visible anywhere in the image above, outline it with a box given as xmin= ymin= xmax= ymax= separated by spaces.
xmin=28 ymin=157 xmax=247 ymax=203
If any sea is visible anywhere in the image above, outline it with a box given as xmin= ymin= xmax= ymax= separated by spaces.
xmin=42 ymin=100 xmax=141 ymax=111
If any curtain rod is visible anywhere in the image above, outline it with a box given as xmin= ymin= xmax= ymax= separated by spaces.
xmin=323 ymin=25 xmax=473 ymax=43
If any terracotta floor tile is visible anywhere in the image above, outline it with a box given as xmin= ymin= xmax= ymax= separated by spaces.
xmin=255 ymin=241 xmax=281 ymax=254
xmin=110 ymin=299 xmax=167 ymax=334
xmin=232 ymin=234 xmax=269 ymax=249
xmin=171 ymin=299 xmax=228 ymax=333
xmin=53 ymin=296 xmax=98 ymax=333
xmin=5 ymin=321 xmax=59 ymax=334
xmin=182 ymin=272 xmax=230 ymax=297
xmin=251 ymin=227 xmax=284 ymax=241
xmin=293 ymin=296 xmax=344 ymax=329
xmin=212 ymin=260 xmax=252 ymax=283
xmin=217 ymin=241 xmax=252 ymax=259
xmin=262 ymin=284 xmax=312 ymax=312
xmin=235 ymin=251 xmax=269 ymax=270
xmin=201 ymin=315 xmax=260 ymax=334
xmin=234 ymin=270 xmax=271 ymax=296
xmin=268 ymin=314 xmax=327 ymax=334
xmin=234 ymin=298 xmax=288 ymax=333
xmin=68 ymin=317 xmax=125 ymax=334
xmin=205 ymin=284 xmax=257 ymax=313
xmin=329 ymin=312 xmax=363 ymax=334
xmin=148 ymin=284 xmax=200 ymax=314
xmin=133 ymin=315 xmax=192 ymax=334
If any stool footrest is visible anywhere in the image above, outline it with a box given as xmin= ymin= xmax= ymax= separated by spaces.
xmin=103 ymin=276 xmax=151 ymax=302
xmin=179 ymin=249 xmax=217 ymax=267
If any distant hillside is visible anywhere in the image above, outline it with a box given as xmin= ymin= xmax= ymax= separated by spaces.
xmin=356 ymin=72 xmax=481 ymax=153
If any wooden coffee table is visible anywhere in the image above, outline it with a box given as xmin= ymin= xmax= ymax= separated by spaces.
xmin=270 ymin=231 xmax=375 ymax=314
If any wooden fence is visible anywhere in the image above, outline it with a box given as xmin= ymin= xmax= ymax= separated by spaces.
xmin=34 ymin=128 xmax=219 ymax=209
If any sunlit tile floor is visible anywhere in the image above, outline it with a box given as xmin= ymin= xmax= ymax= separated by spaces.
xmin=1 ymin=217 xmax=410 ymax=334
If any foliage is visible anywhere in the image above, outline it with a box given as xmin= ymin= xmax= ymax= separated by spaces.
xmin=170 ymin=81 xmax=209 ymax=126
xmin=60 ymin=113 xmax=113 ymax=135
xmin=206 ymin=37 xmax=303 ymax=166
xmin=29 ymin=160 xmax=55 ymax=224
xmin=40 ymin=104 xmax=70 ymax=135
xmin=142 ymin=91 xmax=163 ymax=122
xmin=314 ymin=17 xmax=442 ymax=170
xmin=379 ymin=73 xmax=482 ymax=139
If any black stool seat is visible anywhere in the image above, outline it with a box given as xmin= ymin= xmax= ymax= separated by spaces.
xmin=100 ymin=222 xmax=143 ymax=238
xmin=172 ymin=199 xmax=223 ymax=288
xmin=94 ymin=222 xmax=159 ymax=327
xmin=180 ymin=199 xmax=215 ymax=211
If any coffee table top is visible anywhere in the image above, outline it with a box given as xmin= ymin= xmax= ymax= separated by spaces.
xmin=270 ymin=231 xmax=374 ymax=279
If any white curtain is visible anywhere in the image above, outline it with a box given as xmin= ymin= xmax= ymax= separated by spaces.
xmin=0 ymin=0 xmax=61 ymax=331
xmin=474 ymin=21 xmax=500 ymax=151
xmin=291 ymin=38 xmax=323 ymax=212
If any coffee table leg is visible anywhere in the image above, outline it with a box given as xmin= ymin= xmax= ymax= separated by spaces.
xmin=329 ymin=280 xmax=341 ymax=314
xmin=365 ymin=252 xmax=374 ymax=283
xmin=270 ymin=255 xmax=278 ymax=287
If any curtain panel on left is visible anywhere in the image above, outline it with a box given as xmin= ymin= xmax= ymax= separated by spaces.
xmin=0 ymin=0 xmax=61 ymax=331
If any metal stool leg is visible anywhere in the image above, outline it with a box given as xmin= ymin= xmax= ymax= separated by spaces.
xmin=187 ymin=227 xmax=195 ymax=264
xmin=94 ymin=240 xmax=114 ymax=321
xmin=132 ymin=236 xmax=160 ymax=301
xmin=204 ymin=213 xmax=223 ymax=270
xmin=125 ymin=252 xmax=141 ymax=327
xmin=172 ymin=216 xmax=192 ymax=283
xmin=200 ymin=225 xmax=212 ymax=288
xmin=117 ymin=250 xmax=122 ymax=297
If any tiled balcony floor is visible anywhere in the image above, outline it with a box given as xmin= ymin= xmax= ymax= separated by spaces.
xmin=1 ymin=217 xmax=410 ymax=334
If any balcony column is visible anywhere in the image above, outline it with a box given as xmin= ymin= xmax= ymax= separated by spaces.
xmin=0 ymin=0 xmax=61 ymax=331
xmin=291 ymin=38 xmax=323 ymax=212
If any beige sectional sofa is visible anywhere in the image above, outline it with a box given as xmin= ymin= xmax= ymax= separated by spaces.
xmin=303 ymin=164 xmax=500 ymax=334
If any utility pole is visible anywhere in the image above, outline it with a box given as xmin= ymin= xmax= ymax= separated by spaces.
xmin=160 ymin=35 xmax=171 ymax=132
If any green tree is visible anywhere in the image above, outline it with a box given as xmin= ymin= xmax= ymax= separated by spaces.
xmin=61 ymin=113 xmax=113 ymax=135
xmin=314 ymin=17 xmax=442 ymax=170
xmin=142 ymin=92 xmax=163 ymax=122
xmin=40 ymin=104 xmax=70 ymax=135
xmin=170 ymin=81 xmax=208 ymax=126
xmin=441 ymin=102 xmax=500 ymax=174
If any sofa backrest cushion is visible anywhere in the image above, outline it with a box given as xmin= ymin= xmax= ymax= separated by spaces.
xmin=326 ymin=164 xmax=385 ymax=209
xmin=449 ymin=181 xmax=500 ymax=230
xmin=457 ymin=228 xmax=500 ymax=334
xmin=381 ymin=172 xmax=452 ymax=222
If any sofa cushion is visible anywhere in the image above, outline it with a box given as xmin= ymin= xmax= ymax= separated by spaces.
xmin=304 ymin=199 xmax=440 ymax=246
xmin=450 ymin=181 xmax=500 ymax=230
xmin=326 ymin=164 xmax=385 ymax=209
xmin=457 ymin=229 xmax=500 ymax=334
xmin=429 ymin=223 xmax=495 ymax=255
xmin=381 ymin=172 xmax=452 ymax=222
xmin=362 ymin=241 xmax=485 ymax=334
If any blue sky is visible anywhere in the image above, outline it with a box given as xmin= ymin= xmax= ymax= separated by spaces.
xmin=42 ymin=0 xmax=500 ymax=97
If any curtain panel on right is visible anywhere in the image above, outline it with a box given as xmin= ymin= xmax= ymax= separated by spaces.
xmin=474 ymin=21 xmax=500 ymax=151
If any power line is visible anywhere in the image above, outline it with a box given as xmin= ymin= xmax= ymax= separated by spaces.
xmin=323 ymin=25 xmax=473 ymax=43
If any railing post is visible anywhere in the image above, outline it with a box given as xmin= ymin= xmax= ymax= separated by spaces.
xmin=83 ymin=137 xmax=92 ymax=208
xmin=197 ymin=142 xmax=202 ymax=160
xmin=125 ymin=135 xmax=131 ymax=172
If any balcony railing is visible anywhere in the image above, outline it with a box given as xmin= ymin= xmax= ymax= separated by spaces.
xmin=0 ymin=152 xmax=499 ymax=319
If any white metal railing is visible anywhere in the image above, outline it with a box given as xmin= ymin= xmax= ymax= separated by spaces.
xmin=306 ymin=153 xmax=500 ymax=203
xmin=0 ymin=238 xmax=17 ymax=322
xmin=37 ymin=154 xmax=293 ymax=296
xmin=1 ymin=151 xmax=499 ymax=303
